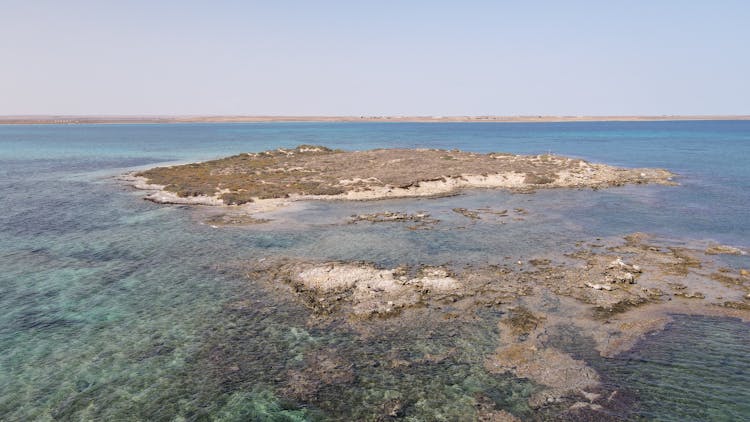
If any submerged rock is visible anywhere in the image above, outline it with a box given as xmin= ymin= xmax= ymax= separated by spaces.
xmin=282 ymin=349 xmax=355 ymax=401
xmin=705 ymin=244 xmax=745 ymax=255
xmin=348 ymin=211 xmax=439 ymax=229
xmin=486 ymin=327 xmax=600 ymax=407
xmin=203 ymin=213 xmax=271 ymax=226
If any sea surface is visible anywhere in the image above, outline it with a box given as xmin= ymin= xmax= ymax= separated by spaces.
xmin=0 ymin=121 xmax=749 ymax=420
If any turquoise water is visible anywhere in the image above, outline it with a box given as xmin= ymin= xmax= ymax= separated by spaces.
xmin=1 ymin=121 xmax=749 ymax=420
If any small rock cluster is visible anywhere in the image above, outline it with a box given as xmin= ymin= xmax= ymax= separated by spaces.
xmin=348 ymin=211 xmax=439 ymax=229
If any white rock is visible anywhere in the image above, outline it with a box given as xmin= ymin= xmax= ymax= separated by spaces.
xmin=608 ymin=257 xmax=626 ymax=269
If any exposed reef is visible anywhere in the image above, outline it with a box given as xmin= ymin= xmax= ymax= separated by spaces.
xmin=244 ymin=233 xmax=750 ymax=417
xmin=348 ymin=211 xmax=439 ymax=230
xmin=127 ymin=145 xmax=676 ymax=210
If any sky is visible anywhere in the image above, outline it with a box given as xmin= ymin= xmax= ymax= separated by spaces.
xmin=1 ymin=1 xmax=749 ymax=116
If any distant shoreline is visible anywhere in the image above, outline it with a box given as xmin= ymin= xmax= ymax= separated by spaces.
xmin=1 ymin=115 xmax=750 ymax=125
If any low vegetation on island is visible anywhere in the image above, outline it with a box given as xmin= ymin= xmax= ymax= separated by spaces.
xmin=132 ymin=145 xmax=675 ymax=206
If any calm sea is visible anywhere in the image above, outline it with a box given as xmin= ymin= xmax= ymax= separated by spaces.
xmin=1 ymin=121 xmax=748 ymax=420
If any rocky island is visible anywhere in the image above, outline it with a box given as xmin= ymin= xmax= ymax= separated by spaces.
xmin=128 ymin=145 xmax=675 ymax=212
xmin=124 ymin=145 xmax=749 ymax=419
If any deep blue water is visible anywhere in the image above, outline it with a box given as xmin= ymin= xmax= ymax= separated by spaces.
xmin=0 ymin=121 xmax=749 ymax=420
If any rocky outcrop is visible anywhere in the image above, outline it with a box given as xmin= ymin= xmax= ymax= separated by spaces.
xmin=250 ymin=260 xmax=463 ymax=318
xmin=128 ymin=146 xmax=677 ymax=209
xmin=243 ymin=233 xmax=750 ymax=416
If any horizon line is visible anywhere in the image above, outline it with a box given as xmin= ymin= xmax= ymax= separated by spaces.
xmin=1 ymin=114 xmax=750 ymax=125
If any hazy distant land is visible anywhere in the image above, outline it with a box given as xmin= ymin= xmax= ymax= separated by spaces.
xmin=2 ymin=115 xmax=750 ymax=125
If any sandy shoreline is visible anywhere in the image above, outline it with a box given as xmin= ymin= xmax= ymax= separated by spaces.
xmin=3 ymin=114 xmax=750 ymax=125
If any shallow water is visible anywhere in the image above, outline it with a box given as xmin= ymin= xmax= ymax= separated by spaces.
xmin=1 ymin=121 xmax=749 ymax=420
xmin=607 ymin=315 xmax=750 ymax=421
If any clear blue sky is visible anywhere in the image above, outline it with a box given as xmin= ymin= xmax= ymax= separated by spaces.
xmin=1 ymin=1 xmax=748 ymax=115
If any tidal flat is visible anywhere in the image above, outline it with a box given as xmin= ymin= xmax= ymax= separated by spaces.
xmin=2 ymin=121 xmax=749 ymax=420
